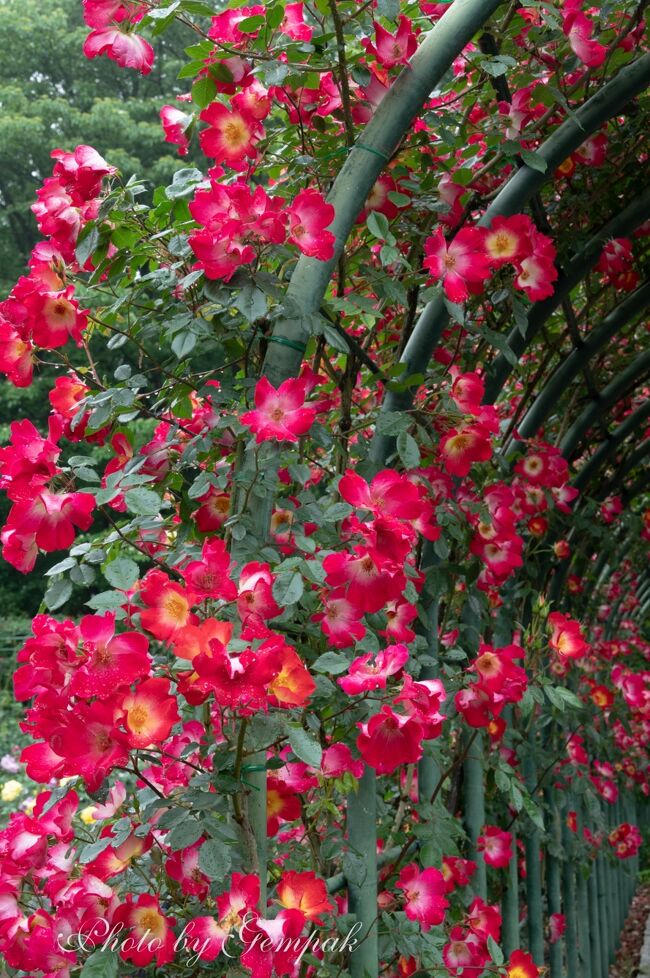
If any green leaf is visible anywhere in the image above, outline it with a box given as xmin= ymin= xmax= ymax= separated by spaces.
xmin=79 ymin=836 xmax=113 ymax=864
xmin=234 ymin=283 xmax=268 ymax=322
xmin=45 ymin=556 xmax=77 ymax=577
xmin=40 ymin=783 xmax=78 ymax=816
xmin=94 ymin=486 xmax=121 ymax=506
xmin=199 ymin=838 xmax=232 ymax=879
xmin=103 ymin=557 xmax=139 ymax=591
xmin=375 ymin=411 xmax=411 ymax=436
xmin=192 ymin=76 xmax=217 ymax=108
xmin=443 ymin=298 xmax=465 ymax=325
xmin=288 ymin=725 xmax=322 ymax=769
xmin=376 ymin=0 xmax=399 ymax=19
xmin=44 ymin=578 xmax=72 ymax=612
xmin=520 ymin=148 xmax=548 ymax=172
xmin=397 ymin=431 xmax=420 ymax=469
xmin=487 ymin=935 xmax=504 ymax=966
xmin=76 ymin=224 xmax=100 ymax=267
xmin=147 ymin=1 xmax=180 ymax=18
xmin=248 ymin=714 xmax=286 ymax=751
xmin=544 ymin=684 xmax=582 ymax=711
xmin=443 ymin=647 xmax=466 ymax=661
xmin=511 ymin=296 xmax=529 ymax=337
xmin=482 ymin=59 xmax=509 ymax=77
xmin=265 ymin=5 xmax=285 ymax=29
xmin=523 ymin=794 xmax=545 ymax=830
xmin=451 ymin=167 xmax=474 ymax=187
xmin=171 ymin=330 xmax=198 ymax=359
xmin=168 ymin=819 xmax=204 ymax=851
xmin=262 ymin=60 xmax=289 ymax=85
xmin=313 ymin=652 xmax=349 ymax=675
xmin=238 ymin=14 xmax=265 ymax=31
xmin=494 ymin=767 xmax=511 ymax=795
xmin=272 ymin=571 xmax=304 ymax=607
xmin=470 ymin=323 xmax=519 ymax=366
xmin=125 ymin=487 xmax=162 ymax=516
xmin=165 ymin=167 xmax=205 ymax=200
xmin=555 ymin=687 xmax=583 ymax=710
xmin=181 ymin=0 xmax=215 ymax=13
xmin=86 ymin=588 xmax=126 ymax=611
xmin=209 ymin=60 xmax=235 ymax=84
xmin=321 ymin=502 xmax=352 ymax=521
xmin=367 ymin=210 xmax=391 ymax=241
xmin=510 ymin=781 xmax=523 ymax=811
xmin=322 ymin=323 xmax=350 ymax=354
xmin=178 ymin=58 xmax=205 ymax=79
xmin=80 ymin=949 xmax=118 ymax=978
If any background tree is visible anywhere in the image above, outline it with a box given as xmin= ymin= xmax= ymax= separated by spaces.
xmin=0 ymin=0 xmax=198 ymax=293
xmin=0 ymin=0 xmax=203 ymax=616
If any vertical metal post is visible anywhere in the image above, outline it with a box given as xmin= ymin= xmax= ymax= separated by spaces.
xmin=597 ymin=852 xmax=610 ymax=975
xmin=502 ymin=825 xmax=520 ymax=956
xmin=588 ymin=859 xmax=604 ymax=978
xmin=614 ymin=801 xmax=624 ymax=947
xmin=576 ymin=805 xmax=592 ymax=978
xmin=524 ymin=753 xmax=545 ymax=966
xmin=347 ymin=768 xmax=378 ymax=978
xmin=605 ymin=805 xmax=616 ymax=964
xmin=545 ymin=793 xmax=564 ymax=978
xmin=562 ymin=813 xmax=580 ymax=978
xmin=463 ymin=731 xmax=487 ymax=899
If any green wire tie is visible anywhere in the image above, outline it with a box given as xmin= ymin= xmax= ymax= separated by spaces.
xmin=267 ymin=336 xmax=307 ymax=353
xmin=239 ymin=762 xmax=268 ymax=790
xmin=356 ymin=142 xmax=391 ymax=162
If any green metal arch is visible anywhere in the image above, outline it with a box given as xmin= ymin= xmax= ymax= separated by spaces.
xmin=516 ymin=281 xmax=650 ymax=441
xmin=370 ymin=54 xmax=650 ymax=466
xmin=573 ymin=398 xmax=650 ymax=491
xmin=260 ymin=0 xmax=506 ymax=389
xmin=559 ymin=350 xmax=650 ymax=460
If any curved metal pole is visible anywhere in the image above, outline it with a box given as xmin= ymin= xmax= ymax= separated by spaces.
xmin=261 ymin=0 xmax=506 ymax=386
xmin=623 ymin=467 xmax=650 ymax=503
xmin=559 ymin=350 xmax=650 ymax=460
xmin=572 ymin=399 xmax=650 ymax=491
xmin=517 ymin=281 xmax=650 ymax=440
xmin=636 ymin=576 xmax=650 ymax=606
xmin=635 ymin=600 xmax=650 ymax=621
xmin=596 ymin=438 xmax=650 ymax=497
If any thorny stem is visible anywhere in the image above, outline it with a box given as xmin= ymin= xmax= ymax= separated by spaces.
xmin=431 ymin=730 xmax=479 ymax=806
xmin=100 ymin=506 xmax=182 ymax=579
xmin=505 ymin=723 xmax=585 ymax=831
xmin=328 ymin=0 xmax=356 ymax=148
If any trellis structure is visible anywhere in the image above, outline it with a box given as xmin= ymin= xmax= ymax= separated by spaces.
xmin=241 ymin=6 xmax=650 ymax=975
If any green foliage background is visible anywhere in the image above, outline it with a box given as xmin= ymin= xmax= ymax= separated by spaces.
xmin=0 ymin=0 xmax=199 ymax=618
